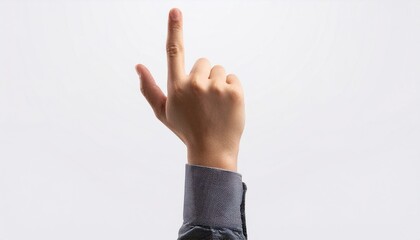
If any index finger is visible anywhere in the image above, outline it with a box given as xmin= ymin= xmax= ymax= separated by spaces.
xmin=166 ymin=8 xmax=185 ymax=82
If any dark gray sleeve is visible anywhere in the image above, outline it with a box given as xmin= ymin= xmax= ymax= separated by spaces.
xmin=178 ymin=163 xmax=247 ymax=240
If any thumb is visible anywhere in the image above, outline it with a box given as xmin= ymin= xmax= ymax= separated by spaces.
xmin=135 ymin=64 xmax=167 ymax=122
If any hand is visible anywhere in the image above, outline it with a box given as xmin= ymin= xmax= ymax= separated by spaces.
xmin=135 ymin=8 xmax=245 ymax=172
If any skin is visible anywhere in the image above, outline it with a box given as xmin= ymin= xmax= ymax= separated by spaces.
xmin=135 ymin=8 xmax=245 ymax=172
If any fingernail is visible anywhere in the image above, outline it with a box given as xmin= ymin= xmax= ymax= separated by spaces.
xmin=170 ymin=8 xmax=180 ymax=21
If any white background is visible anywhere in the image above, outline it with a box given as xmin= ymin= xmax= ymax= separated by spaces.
xmin=1 ymin=0 xmax=419 ymax=239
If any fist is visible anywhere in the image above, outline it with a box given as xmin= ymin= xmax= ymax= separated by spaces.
xmin=135 ymin=8 xmax=245 ymax=171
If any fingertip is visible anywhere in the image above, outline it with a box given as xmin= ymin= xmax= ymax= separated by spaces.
xmin=135 ymin=64 xmax=142 ymax=76
xmin=169 ymin=8 xmax=181 ymax=21
xmin=134 ymin=64 xmax=141 ymax=76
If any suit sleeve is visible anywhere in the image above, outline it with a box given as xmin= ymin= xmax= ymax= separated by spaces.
xmin=178 ymin=164 xmax=248 ymax=240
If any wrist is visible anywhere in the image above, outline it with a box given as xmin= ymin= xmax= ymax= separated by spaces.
xmin=187 ymin=145 xmax=239 ymax=172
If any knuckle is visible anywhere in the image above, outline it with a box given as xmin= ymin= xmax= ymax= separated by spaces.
xmin=172 ymin=82 xmax=184 ymax=94
xmin=198 ymin=57 xmax=209 ymax=62
xmin=211 ymin=65 xmax=226 ymax=77
xmin=153 ymin=110 xmax=161 ymax=120
xmin=171 ymin=22 xmax=182 ymax=32
xmin=166 ymin=44 xmax=183 ymax=57
xmin=227 ymin=73 xmax=237 ymax=79
xmin=190 ymin=76 xmax=204 ymax=93
xmin=213 ymin=64 xmax=224 ymax=70
xmin=226 ymin=74 xmax=237 ymax=84
xmin=154 ymin=102 xmax=165 ymax=120
xmin=228 ymin=88 xmax=244 ymax=103
xmin=196 ymin=57 xmax=210 ymax=65
xmin=190 ymin=77 xmax=200 ymax=89
xmin=210 ymin=82 xmax=225 ymax=96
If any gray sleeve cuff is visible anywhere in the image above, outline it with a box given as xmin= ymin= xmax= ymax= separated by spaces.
xmin=182 ymin=163 xmax=244 ymax=230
